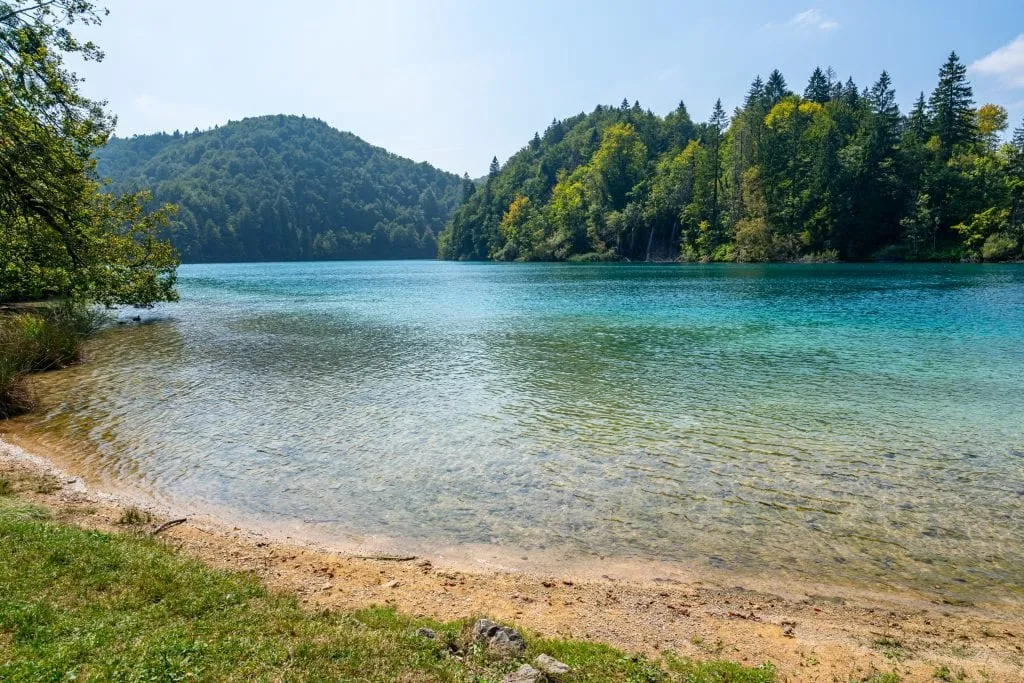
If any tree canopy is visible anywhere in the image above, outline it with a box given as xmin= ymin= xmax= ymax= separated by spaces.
xmin=440 ymin=53 xmax=1024 ymax=263
xmin=96 ymin=117 xmax=465 ymax=263
xmin=0 ymin=0 xmax=178 ymax=306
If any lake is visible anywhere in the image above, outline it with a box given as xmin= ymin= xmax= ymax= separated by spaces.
xmin=11 ymin=261 xmax=1024 ymax=601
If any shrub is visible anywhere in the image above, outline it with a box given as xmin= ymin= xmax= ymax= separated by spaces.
xmin=566 ymin=251 xmax=620 ymax=263
xmin=981 ymin=233 xmax=1018 ymax=262
xmin=711 ymin=243 xmax=736 ymax=262
xmin=118 ymin=506 xmax=153 ymax=526
xmin=799 ymin=249 xmax=839 ymax=263
xmin=872 ymin=244 xmax=909 ymax=262
xmin=734 ymin=218 xmax=773 ymax=262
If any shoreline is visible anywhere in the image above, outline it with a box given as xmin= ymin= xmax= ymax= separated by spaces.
xmin=2 ymin=436 xmax=1022 ymax=681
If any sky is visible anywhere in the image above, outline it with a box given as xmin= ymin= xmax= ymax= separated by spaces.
xmin=74 ymin=0 xmax=1024 ymax=177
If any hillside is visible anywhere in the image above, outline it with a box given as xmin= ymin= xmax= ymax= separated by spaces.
xmin=96 ymin=116 xmax=467 ymax=262
xmin=440 ymin=55 xmax=1024 ymax=263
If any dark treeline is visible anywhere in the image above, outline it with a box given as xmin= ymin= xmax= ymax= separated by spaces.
xmin=440 ymin=54 xmax=1024 ymax=263
xmin=97 ymin=116 xmax=466 ymax=262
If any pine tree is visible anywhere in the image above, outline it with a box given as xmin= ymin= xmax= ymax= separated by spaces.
xmin=907 ymin=92 xmax=930 ymax=143
xmin=744 ymin=76 xmax=765 ymax=107
xmin=765 ymin=70 xmax=789 ymax=105
xmin=868 ymin=71 xmax=901 ymax=143
xmin=1013 ymin=121 xmax=1024 ymax=153
xmin=1009 ymin=121 xmax=1024 ymax=245
xmin=804 ymin=67 xmax=830 ymax=103
xmin=708 ymin=99 xmax=728 ymax=239
xmin=484 ymin=156 xmax=499 ymax=204
xmin=461 ymin=173 xmax=476 ymax=203
xmin=841 ymin=77 xmax=859 ymax=105
xmin=928 ymin=51 xmax=976 ymax=158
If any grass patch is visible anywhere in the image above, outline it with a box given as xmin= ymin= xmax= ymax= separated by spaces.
xmin=0 ymin=502 xmax=775 ymax=681
xmin=117 ymin=506 xmax=152 ymax=526
xmin=872 ymin=635 xmax=909 ymax=662
xmin=864 ymin=673 xmax=901 ymax=683
xmin=0 ymin=303 xmax=105 ymax=418
xmin=0 ymin=477 xmax=11 ymax=496
xmin=933 ymin=665 xmax=968 ymax=681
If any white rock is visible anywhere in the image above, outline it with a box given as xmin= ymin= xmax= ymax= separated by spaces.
xmin=535 ymin=653 xmax=572 ymax=675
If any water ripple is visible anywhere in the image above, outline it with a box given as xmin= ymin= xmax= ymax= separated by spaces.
xmin=13 ymin=261 xmax=1024 ymax=599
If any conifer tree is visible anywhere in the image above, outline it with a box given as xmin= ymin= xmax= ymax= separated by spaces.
xmin=907 ymin=92 xmax=930 ymax=143
xmin=744 ymin=76 xmax=765 ymax=107
xmin=764 ymin=70 xmax=789 ymax=105
xmin=868 ymin=71 xmax=901 ymax=146
xmin=804 ymin=67 xmax=830 ymax=103
xmin=928 ymin=52 xmax=976 ymax=158
xmin=708 ymin=99 xmax=728 ymax=237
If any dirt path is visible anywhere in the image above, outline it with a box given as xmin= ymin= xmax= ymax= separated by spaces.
xmin=2 ymin=444 xmax=1021 ymax=682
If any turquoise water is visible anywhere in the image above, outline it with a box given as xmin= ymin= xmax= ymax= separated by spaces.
xmin=16 ymin=262 xmax=1024 ymax=598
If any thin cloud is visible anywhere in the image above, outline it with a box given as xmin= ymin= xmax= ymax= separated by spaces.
xmin=765 ymin=8 xmax=840 ymax=32
xmin=971 ymin=34 xmax=1024 ymax=88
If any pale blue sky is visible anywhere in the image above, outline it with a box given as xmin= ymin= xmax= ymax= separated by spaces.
xmin=75 ymin=0 xmax=1024 ymax=176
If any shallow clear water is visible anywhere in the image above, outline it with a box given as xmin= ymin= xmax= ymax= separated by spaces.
xmin=14 ymin=262 xmax=1024 ymax=598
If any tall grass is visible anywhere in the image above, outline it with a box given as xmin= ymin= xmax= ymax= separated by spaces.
xmin=0 ymin=303 xmax=105 ymax=418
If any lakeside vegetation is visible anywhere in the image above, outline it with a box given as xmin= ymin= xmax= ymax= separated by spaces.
xmin=0 ymin=488 xmax=776 ymax=682
xmin=0 ymin=304 xmax=102 ymax=418
xmin=96 ymin=116 xmax=466 ymax=262
xmin=0 ymin=1 xmax=177 ymax=419
xmin=440 ymin=57 xmax=1024 ymax=263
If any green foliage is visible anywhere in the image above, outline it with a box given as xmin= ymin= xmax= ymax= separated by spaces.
xmin=0 ymin=303 xmax=100 ymax=417
xmin=567 ymin=251 xmax=622 ymax=263
xmin=0 ymin=501 xmax=775 ymax=681
xmin=441 ymin=54 xmax=1022 ymax=264
xmin=96 ymin=116 xmax=465 ymax=262
xmin=981 ymin=233 xmax=1019 ymax=261
xmin=0 ymin=1 xmax=179 ymax=306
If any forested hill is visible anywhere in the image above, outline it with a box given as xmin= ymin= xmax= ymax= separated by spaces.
xmin=440 ymin=53 xmax=1024 ymax=263
xmin=96 ymin=115 xmax=466 ymax=262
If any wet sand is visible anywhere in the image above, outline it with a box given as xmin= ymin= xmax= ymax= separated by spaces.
xmin=1 ymin=437 xmax=1022 ymax=682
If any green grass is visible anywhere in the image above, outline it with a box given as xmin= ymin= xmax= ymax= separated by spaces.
xmin=0 ymin=302 xmax=105 ymax=418
xmin=0 ymin=498 xmax=776 ymax=681
xmin=872 ymin=635 xmax=909 ymax=662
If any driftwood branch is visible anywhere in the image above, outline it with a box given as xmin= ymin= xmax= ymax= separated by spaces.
xmin=151 ymin=518 xmax=187 ymax=536
xmin=350 ymin=554 xmax=418 ymax=562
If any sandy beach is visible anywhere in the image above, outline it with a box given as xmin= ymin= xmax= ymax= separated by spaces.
xmin=2 ymin=436 xmax=1021 ymax=682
